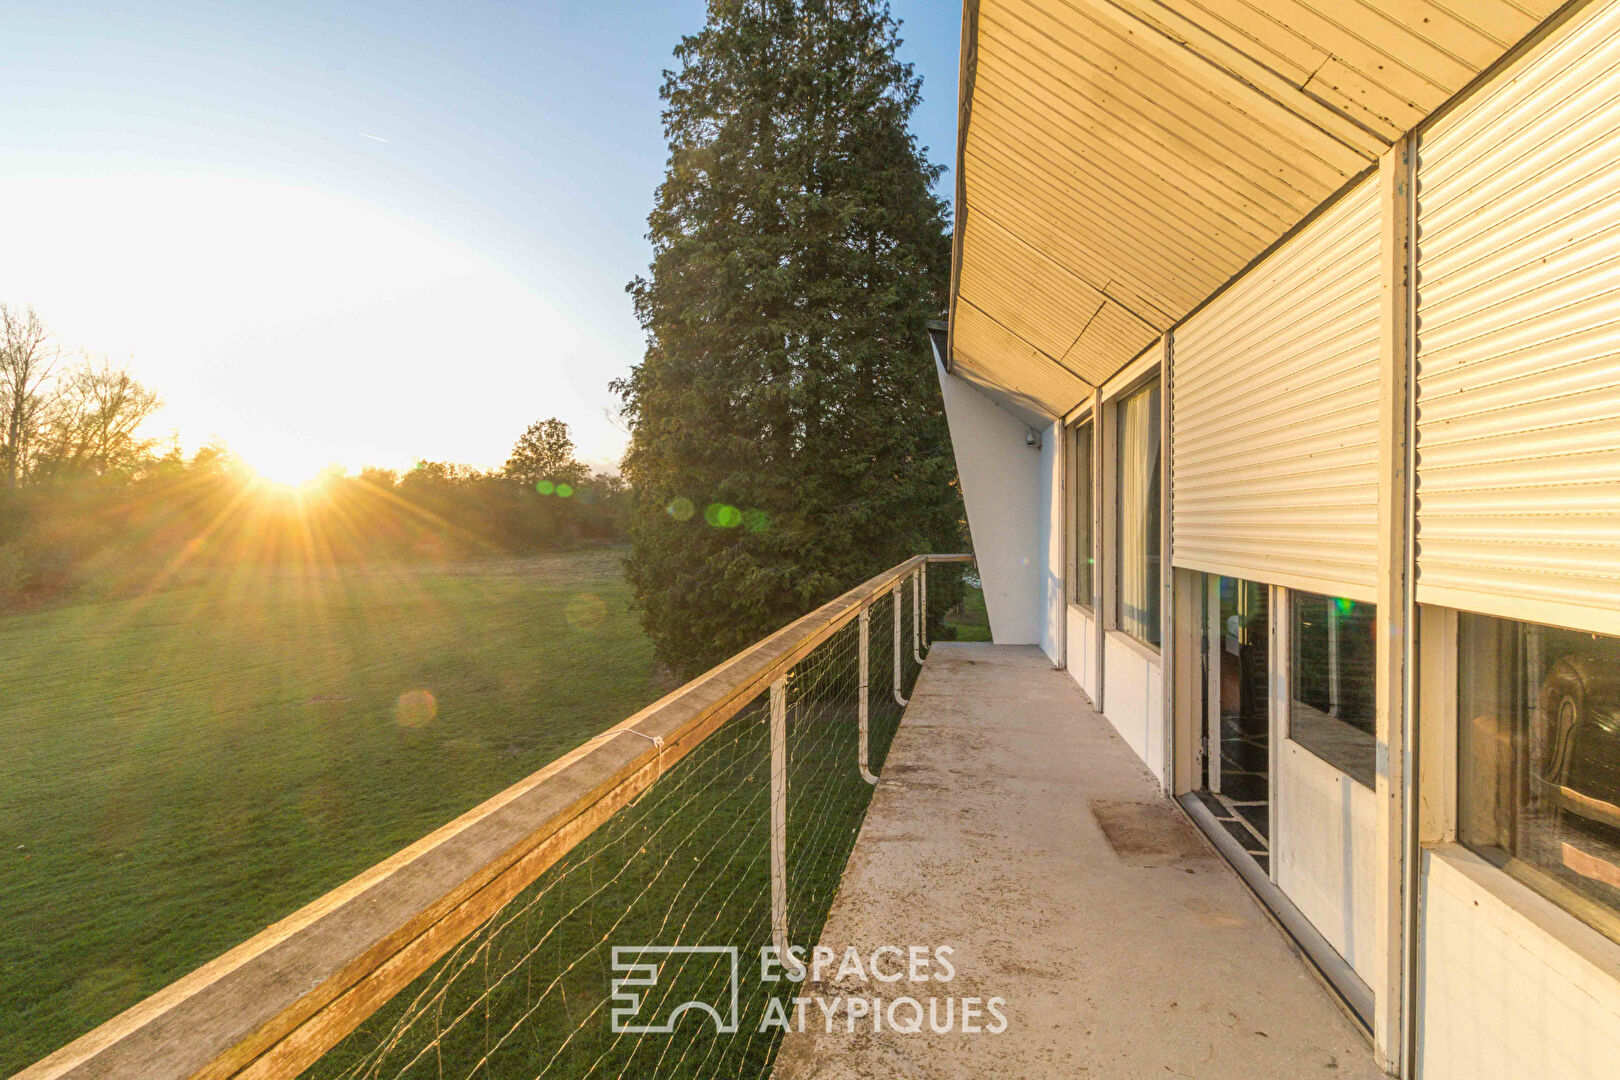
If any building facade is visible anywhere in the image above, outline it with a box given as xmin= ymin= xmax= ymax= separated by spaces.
xmin=936 ymin=1 xmax=1620 ymax=1076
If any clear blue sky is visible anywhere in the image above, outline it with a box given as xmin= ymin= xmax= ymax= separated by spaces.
xmin=0 ymin=1 xmax=960 ymax=478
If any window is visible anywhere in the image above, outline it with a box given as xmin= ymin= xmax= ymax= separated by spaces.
xmin=1218 ymin=578 xmax=1271 ymax=791
xmin=1289 ymin=591 xmax=1376 ymax=786
xmin=1195 ymin=575 xmax=1272 ymax=873
xmin=1459 ymin=613 xmax=1620 ymax=944
xmin=1067 ymin=420 xmax=1093 ymax=606
xmin=1114 ymin=381 xmax=1161 ymax=645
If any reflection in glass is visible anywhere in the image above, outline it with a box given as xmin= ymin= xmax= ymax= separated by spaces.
xmin=1115 ymin=382 xmax=1160 ymax=646
xmin=1289 ymin=591 xmax=1376 ymax=787
xmin=1459 ymin=613 xmax=1620 ymax=944
xmin=1220 ymin=578 xmax=1270 ymax=796
xmin=1195 ymin=576 xmax=1271 ymax=873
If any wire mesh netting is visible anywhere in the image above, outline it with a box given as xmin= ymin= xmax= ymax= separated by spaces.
xmin=925 ymin=559 xmax=975 ymax=645
xmin=301 ymin=570 xmax=956 ymax=1080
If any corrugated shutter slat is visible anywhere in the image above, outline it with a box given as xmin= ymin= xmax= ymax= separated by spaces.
xmin=1415 ymin=0 xmax=1620 ymax=636
xmin=1170 ymin=174 xmax=1382 ymax=600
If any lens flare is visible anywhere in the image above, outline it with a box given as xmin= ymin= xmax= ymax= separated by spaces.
xmin=535 ymin=480 xmax=555 ymax=495
xmin=565 ymin=592 xmax=608 ymax=630
xmin=668 ymin=497 xmax=695 ymax=521
xmin=556 ymin=483 xmax=574 ymax=498
xmin=705 ymin=503 xmax=742 ymax=528
xmin=393 ymin=689 xmax=437 ymax=727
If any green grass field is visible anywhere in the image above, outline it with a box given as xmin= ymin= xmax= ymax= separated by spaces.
xmin=0 ymin=549 xmax=662 ymax=1073
xmin=308 ymin=605 xmax=921 ymax=1079
xmin=944 ymin=582 xmax=990 ymax=642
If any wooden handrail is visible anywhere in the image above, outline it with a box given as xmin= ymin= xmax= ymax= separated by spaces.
xmin=15 ymin=554 xmax=973 ymax=1080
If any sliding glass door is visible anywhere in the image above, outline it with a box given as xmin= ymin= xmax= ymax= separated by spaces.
xmin=1193 ymin=574 xmax=1272 ymax=873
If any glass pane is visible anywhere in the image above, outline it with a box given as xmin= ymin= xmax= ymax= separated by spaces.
xmin=1220 ymin=577 xmax=1270 ymax=796
xmin=1459 ymin=613 xmax=1620 ymax=944
xmin=1289 ymin=592 xmax=1376 ymax=787
xmin=1194 ymin=575 xmax=1272 ymax=875
xmin=1070 ymin=422 xmax=1092 ymax=605
xmin=1114 ymin=382 xmax=1161 ymax=646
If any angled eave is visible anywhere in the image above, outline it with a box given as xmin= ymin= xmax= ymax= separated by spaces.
xmin=948 ymin=0 xmax=1566 ymax=407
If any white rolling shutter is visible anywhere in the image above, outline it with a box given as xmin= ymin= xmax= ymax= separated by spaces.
xmin=1414 ymin=0 xmax=1620 ymax=637
xmin=1171 ymin=175 xmax=1381 ymax=601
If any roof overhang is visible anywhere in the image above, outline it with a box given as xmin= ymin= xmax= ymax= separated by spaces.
xmin=930 ymin=315 xmax=1053 ymax=430
xmin=948 ymin=0 xmax=1566 ymax=411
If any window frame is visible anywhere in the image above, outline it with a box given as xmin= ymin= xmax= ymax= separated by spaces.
xmin=1109 ymin=375 xmax=1163 ymax=649
xmin=1065 ymin=415 xmax=1094 ymax=611
xmin=1095 ymin=345 xmax=1163 ymax=664
xmin=1283 ymin=587 xmax=1379 ymax=789
xmin=1450 ymin=608 xmax=1620 ymax=947
xmin=1418 ymin=602 xmax=1620 ymax=976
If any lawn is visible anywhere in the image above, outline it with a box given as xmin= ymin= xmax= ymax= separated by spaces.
xmin=0 ymin=548 xmax=662 ymax=1073
xmin=944 ymin=580 xmax=991 ymax=642
xmin=308 ymin=605 xmax=921 ymax=1079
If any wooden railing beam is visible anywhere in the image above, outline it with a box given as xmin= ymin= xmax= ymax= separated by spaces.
xmin=17 ymin=554 xmax=972 ymax=1080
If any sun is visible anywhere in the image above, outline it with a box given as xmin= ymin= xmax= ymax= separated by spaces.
xmin=246 ymin=451 xmax=338 ymax=491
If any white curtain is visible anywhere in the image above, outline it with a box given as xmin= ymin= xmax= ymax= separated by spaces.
xmin=1117 ymin=383 xmax=1161 ymax=644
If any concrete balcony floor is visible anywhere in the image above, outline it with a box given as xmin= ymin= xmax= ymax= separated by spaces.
xmin=773 ymin=643 xmax=1381 ymax=1080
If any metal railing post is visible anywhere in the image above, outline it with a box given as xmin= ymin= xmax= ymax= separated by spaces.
xmin=769 ymin=675 xmax=802 ymax=976
xmin=892 ymin=582 xmax=908 ymax=707
xmin=857 ymin=608 xmax=878 ymax=784
xmin=912 ymin=567 xmax=925 ymax=666
xmin=920 ymin=562 xmax=929 ymax=649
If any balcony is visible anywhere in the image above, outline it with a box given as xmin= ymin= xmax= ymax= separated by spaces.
xmin=17 ymin=557 xmax=1376 ymax=1079
xmin=772 ymin=643 xmax=1377 ymax=1079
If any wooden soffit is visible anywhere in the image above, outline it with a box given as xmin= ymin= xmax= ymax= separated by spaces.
xmin=947 ymin=0 xmax=1565 ymax=415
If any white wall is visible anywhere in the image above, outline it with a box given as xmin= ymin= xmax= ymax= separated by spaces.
xmin=934 ymin=358 xmax=1042 ymax=645
xmin=1066 ymin=604 xmax=1098 ymax=703
xmin=1101 ymin=634 xmax=1164 ymax=782
xmin=1037 ymin=420 xmax=1065 ymax=666
xmin=1417 ymin=846 xmax=1620 ymax=1080
xmin=1276 ymin=739 xmax=1379 ymax=984
xmin=939 ymin=341 xmax=1161 ymax=784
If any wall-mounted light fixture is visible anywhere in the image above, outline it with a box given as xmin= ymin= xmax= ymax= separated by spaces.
xmin=1025 ymin=428 xmax=1042 ymax=450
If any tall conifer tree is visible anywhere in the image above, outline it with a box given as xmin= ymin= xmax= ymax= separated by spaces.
xmin=617 ymin=0 xmax=962 ymax=677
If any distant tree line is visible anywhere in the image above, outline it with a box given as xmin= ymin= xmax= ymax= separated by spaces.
xmin=0 ymin=307 xmax=628 ymax=610
xmin=1 ymin=304 xmax=163 ymax=487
